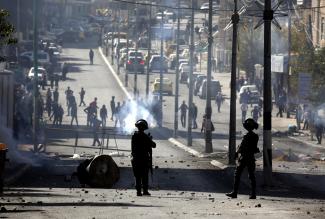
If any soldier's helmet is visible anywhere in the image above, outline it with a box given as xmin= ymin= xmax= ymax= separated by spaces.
xmin=243 ymin=118 xmax=258 ymax=130
xmin=135 ymin=119 xmax=149 ymax=130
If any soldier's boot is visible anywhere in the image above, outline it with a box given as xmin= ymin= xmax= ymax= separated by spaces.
xmin=249 ymin=174 xmax=256 ymax=199
xmin=136 ymin=187 xmax=142 ymax=196
xmin=143 ymin=185 xmax=151 ymax=196
xmin=226 ymin=169 xmax=241 ymax=198
xmin=143 ymin=191 xmax=151 ymax=196
xmin=249 ymin=191 xmax=256 ymax=199
xmin=225 ymin=191 xmax=237 ymax=198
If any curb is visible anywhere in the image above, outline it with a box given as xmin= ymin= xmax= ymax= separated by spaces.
xmin=288 ymin=136 xmax=324 ymax=149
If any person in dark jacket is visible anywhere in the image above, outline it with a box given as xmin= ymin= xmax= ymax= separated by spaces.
xmin=89 ymin=49 xmax=94 ymax=65
xmin=131 ymin=119 xmax=156 ymax=196
xmin=226 ymin=118 xmax=260 ymax=199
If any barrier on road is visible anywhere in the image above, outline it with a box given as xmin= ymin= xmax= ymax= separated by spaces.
xmin=44 ymin=125 xmax=131 ymax=156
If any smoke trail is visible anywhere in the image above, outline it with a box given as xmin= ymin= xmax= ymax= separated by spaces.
xmin=0 ymin=123 xmax=35 ymax=165
xmin=118 ymin=94 xmax=158 ymax=134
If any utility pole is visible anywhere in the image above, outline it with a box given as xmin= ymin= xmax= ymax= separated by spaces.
xmin=111 ymin=9 xmax=115 ymax=65
xmin=174 ymin=0 xmax=181 ymax=137
xmin=228 ymin=0 xmax=239 ymax=165
xmin=159 ymin=9 xmax=164 ymax=128
xmin=125 ymin=5 xmax=130 ymax=87
xmin=16 ymin=0 xmax=21 ymax=62
xmin=263 ymin=0 xmax=273 ymax=186
xmin=117 ymin=4 xmax=121 ymax=75
xmin=205 ymin=0 xmax=213 ymax=153
xmin=286 ymin=0 xmax=292 ymax=118
xmin=134 ymin=6 xmax=139 ymax=97
xmin=187 ymin=0 xmax=195 ymax=146
xmin=32 ymin=0 xmax=39 ymax=152
xmin=146 ymin=5 xmax=152 ymax=98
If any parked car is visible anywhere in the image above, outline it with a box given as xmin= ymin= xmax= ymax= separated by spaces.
xmin=28 ymin=67 xmax=47 ymax=84
xmin=198 ymin=80 xmax=222 ymax=99
xmin=149 ymin=55 xmax=168 ymax=73
xmin=128 ymin=51 xmax=144 ymax=59
xmin=152 ymin=77 xmax=173 ymax=95
xmin=194 ymin=75 xmax=207 ymax=95
xmin=239 ymin=85 xmax=260 ymax=104
xmin=180 ymin=71 xmax=189 ymax=83
xmin=200 ymin=1 xmax=220 ymax=11
xmin=187 ymin=73 xmax=204 ymax=87
xmin=126 ymin=57 xmax=145 ymax=74
xmin=20 ymin=51 xmax=50 ymax=66
xmin=48 ymin=46 xmax=60 ymax=62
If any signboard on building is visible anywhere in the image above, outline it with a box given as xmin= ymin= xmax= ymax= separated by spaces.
xmin=298 ymin=72 xmax=312 ymax=104
xmin=271 ymin=55 xmax=284 ymax=73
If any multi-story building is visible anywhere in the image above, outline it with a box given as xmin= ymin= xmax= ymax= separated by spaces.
xmin=311 ymin=0 xmax=325 ymax=47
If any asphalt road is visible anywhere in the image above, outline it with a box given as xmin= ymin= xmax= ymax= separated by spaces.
xmin=2 ymin=36 xmax=325 ymax=219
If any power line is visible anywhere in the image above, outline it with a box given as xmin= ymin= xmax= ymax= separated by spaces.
xmin=109 ymin=0 xmax=325 ymax=13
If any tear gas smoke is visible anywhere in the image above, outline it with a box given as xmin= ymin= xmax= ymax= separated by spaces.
xmin=117 ymin=94 xmax=158 ymax=134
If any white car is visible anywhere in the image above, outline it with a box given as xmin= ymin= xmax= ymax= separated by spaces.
xmin=200 ymin=1 xmax=220 ymax=10
xmin=28 ymin=67 xmax=47 ymax=81
xmin=239 ymin=85 xmax=260 ymax=104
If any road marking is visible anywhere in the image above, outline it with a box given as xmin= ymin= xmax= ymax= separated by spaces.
xmin=168 ymin=137 xmax=204 ymax=158
xmin=210 ymin=160 xmax=229 ymax=170
xmin=288 ymin=136 xmax=325 ymax=149
xmin=98 ymin=47 xmax=131 ymax=99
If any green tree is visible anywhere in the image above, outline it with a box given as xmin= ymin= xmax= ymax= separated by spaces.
xmin=238 ymin=24 xmax=263 ymax=82
xmin=0 ymin=9 xmax=17 ymax=61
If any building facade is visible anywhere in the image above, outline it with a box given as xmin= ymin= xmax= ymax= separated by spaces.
xmin=311 ymin=0 xmax=325 ymax=47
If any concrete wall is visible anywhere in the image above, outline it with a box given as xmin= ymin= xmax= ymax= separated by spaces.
xmin=0 ymin=70 xmax=14 ymax=130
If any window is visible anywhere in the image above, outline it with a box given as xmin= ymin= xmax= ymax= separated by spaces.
xmin=321 ymin=17 xmax=325 ymax=40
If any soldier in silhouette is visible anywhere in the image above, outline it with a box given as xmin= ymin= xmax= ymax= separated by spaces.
xmin=131 ymin=119 xmax=156 ymax=196
xmin=226 ymin=118 xmax=260 ymax=199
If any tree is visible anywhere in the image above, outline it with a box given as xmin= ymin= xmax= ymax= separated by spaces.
xmin=0 ymin=9 xmax=17 ymax=62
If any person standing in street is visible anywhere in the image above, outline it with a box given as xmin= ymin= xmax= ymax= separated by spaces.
xmin=226 ymin=118 xmax=259 ymax=199
xmin=84 ymin=105 xmax=94 ymax=127
xmin=54 ymin=74 xmax=60 ymax=88
xmin=67 ymin=92 xmax=76 ymax=116
xmin=179 ymin=101 xmax=188 ymax=128
xmin=65 ymin=87 xmax=73 ymax=107
xmin=100 ymin=105 xmax=108 ymax=127
xmin=215 ymin=92 xmax=223 ymax=113
xmin=251 ymin=106 xmax=261 ymax=123
xmin=79 ymin=87 xmax=86 ymax=106
xmin=114 ymin=102 xmax=121 ymax=127
xmin=110 ymin=96 xmax=116 ymax=121
xmin=53 ymin=87 xmax=59 ymax=103
xmin=62 ymin=62 xmax=69 ymax=80
xmin=89 ymin=49 xmax=94 ymax=65
xmin=70 ymin=102 xmax=78 ymax=126
xmin=241 ymin=103 xmax=248 ymax=123
xmin=58 ymin=105 xmax=64 ymax=126
xmin=315 ymin=117 xmax=324 ymax=144
xmin=191 ymin=103 xmax=198 ymax=129
xmin=92 ymin=118 xmax=101 ymax=146
xmin=276 ymin=94 xmax=285 ymax=118
xmin=131 ymin=119 xmax=156 ymax=196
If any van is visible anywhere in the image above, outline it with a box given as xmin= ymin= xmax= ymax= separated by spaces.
xmin=198 ymin=80 xmax=222 ymax=99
